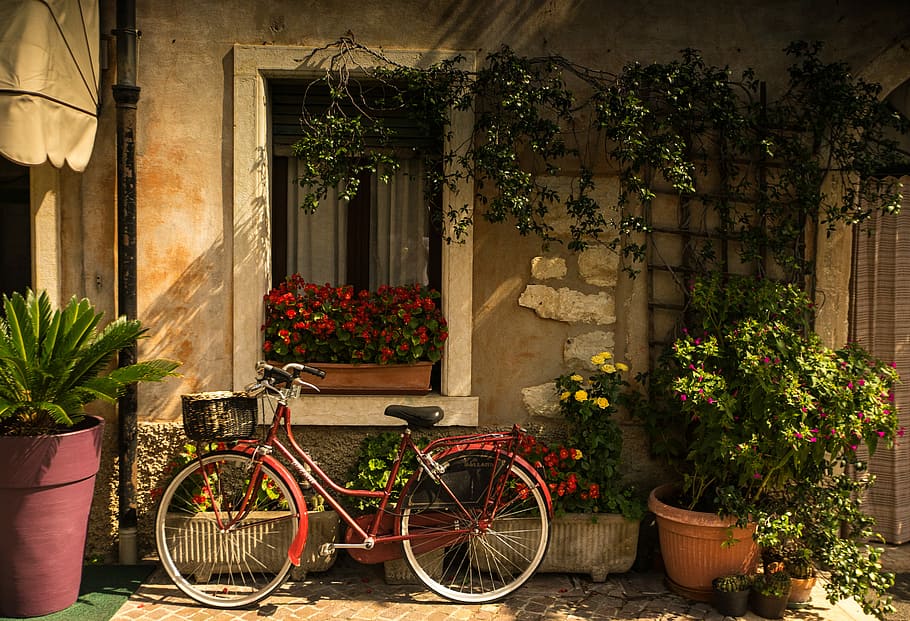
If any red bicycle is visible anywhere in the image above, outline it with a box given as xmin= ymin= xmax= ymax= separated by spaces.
xmin=155 ymin=362 xmax=552 ymax=608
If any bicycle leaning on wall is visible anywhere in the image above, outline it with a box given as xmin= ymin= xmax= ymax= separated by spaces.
xmin=154 ymin=362 xmax=553 ymax=608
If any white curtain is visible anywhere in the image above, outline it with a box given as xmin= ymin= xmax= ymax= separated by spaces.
xmin=285 ymin=157 xmax=430 ymax=287
xmin=285 ymin=160 xmax=347 ymax=285
xmin=370 ymin=158 xmax=429 ymax=288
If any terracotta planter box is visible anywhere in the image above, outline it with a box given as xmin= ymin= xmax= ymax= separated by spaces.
xmin=649 ymin=484 xmax=759 ymax=602
xmin=297 ymin=362 xmax=434 ymax=394
xmin=164 ymin=510 xmax=340 ymax=581
xmin=479 ymin=513 xmax=640 ymax=582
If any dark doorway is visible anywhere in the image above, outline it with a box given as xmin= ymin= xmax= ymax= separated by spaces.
xmin=0 ymin=158 xmax=31 ymax=298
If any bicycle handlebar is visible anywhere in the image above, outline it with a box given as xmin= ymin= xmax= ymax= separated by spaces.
xmin=258 ymin=361 xmax=326 ymax=382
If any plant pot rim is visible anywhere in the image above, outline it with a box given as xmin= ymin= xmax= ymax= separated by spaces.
xmin=649 ymin=483 xmax=750 ymax=530
xmin=0 ymin=413 xmax=104 ymax=439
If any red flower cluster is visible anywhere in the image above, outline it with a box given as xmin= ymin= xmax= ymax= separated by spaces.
xmin=262 ymin=275 xmax=448 ymax=365
xmin=518 ymin=435 xmax=603 ymax=514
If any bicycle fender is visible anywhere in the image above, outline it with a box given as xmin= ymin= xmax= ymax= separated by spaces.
xmin=232 ymin=447 xmax=309 ymax=566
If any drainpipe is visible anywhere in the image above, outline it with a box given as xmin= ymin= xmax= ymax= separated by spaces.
xmin=112 ymin=0 xmax=140 ymax=565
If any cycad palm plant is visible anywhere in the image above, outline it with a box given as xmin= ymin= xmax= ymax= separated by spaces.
xmin=0 ymin=289 xmax=179 ymax=436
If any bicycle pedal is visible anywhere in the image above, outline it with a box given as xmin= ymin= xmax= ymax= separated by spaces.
xmin=318 ymin=543 xmax=335 ymax=557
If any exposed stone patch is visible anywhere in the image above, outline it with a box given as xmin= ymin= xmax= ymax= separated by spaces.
xmin=578 ymin=245 xmax=619 ymax=287
xmin=518 ymin=285 xmax=615 ymax=324
xmin=521 ymin=382 xmax=560 ymax=418
xmin=531 ymin=256 xmax=567 ymax=280
xmin=564 ymin=331 xmax=616 ymax=369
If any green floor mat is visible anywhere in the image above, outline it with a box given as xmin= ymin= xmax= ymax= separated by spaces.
xmin=0 ymin=564 xmax=154 ymax=621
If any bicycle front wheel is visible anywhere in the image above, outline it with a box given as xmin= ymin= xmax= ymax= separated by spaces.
xmin=399 ymin=449 xmax=550 ymax=603
xmin=155 ymin=451 xmax=300 ymax=608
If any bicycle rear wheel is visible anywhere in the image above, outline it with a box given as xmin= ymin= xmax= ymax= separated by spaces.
xmin=399 ymin=449 xmax=550 ymax=603
xmin=155 ymin=451 xmax=300 ymax=608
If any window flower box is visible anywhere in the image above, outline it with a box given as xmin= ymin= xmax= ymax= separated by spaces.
xmin=263 ymin=277 xmax=447 ymax=367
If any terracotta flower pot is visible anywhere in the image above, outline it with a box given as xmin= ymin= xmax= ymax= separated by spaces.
xmin=788 ymin=575 xmax=817 ymax=605
xmin=0 ymin=416 xmax=105 ymax=617
xmin=648 ymin=484 xmax=759 ymax=602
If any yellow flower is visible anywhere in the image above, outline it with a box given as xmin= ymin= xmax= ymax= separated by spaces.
xmin=574 ymin=390 xmax=588 ymax=402
xmin=595 ymin=397 xmax=609 ymax=409
xmin=559 ymin=391 xmax=571 ymax=402
xmin=590 ymin=351 xmax=612 ymax=365
xmin=616 ymin=362 xmax=629 ymax=372
xmin=600 ymin=363 xmax=616 ymax=373
xmin=570 ymin=374 xmax=583 ymax=382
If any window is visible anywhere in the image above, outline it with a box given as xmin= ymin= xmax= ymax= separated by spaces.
xmin=270 ymin=80 xmax=441 ymax=291
xmin=232 ymin=45 xmax=477 ymax=424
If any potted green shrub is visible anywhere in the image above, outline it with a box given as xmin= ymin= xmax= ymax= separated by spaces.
xmin=784 ymin=553 xmax=817 ymax=606
xmin=262 ymin=276 xmax=448 ymax=393
xmin=637 ymin=272 xmax=900 ymax=615
xmin=0 ymin=290 xmax=178 ymax=617
xmin=711 ymin=573 xmax=752 ymax=617
xmin=750 ymin=571 xmax=792 ymax=619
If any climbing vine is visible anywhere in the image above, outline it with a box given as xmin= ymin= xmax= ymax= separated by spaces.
xmin=290 ymin=37 xmax=908 ymax=281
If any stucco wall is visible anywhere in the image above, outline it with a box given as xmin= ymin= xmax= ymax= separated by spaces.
xmin=72 ymin=0 xmax=910 ymax=559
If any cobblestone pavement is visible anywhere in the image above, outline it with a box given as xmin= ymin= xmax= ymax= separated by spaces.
xmin=111 ymin=554 xmax=876 ymax=621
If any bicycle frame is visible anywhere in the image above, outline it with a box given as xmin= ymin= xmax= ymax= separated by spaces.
xmin=215 ymin=397 xmax=551 ymax=568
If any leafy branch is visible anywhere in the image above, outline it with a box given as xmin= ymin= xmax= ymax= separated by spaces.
xmin=290 ymin=38 xmax=909 ymax=279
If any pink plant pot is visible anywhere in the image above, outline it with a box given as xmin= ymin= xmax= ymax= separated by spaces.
xmin=0 ymin=416 xmax=105 ymax=617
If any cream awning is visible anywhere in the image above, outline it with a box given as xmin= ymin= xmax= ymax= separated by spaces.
xmin=0 ymin=0 xmax=99 ymax=172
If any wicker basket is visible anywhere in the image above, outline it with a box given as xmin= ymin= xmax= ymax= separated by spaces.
xmin=181 ymin=391 xmax=258 ymax=441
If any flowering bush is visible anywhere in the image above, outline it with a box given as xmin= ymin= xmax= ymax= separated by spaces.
xmin=637 ymin=272 xmax=901 ymax=618
xmin=555 ymin=351 xmax=631 ymax=481
xmin=262 ymin=275 xmax=448 ymax=364
xmin=648 ymin=273 xmax=901 ymax=510
xmin=517 ymin=352 xmax=644 ymax=519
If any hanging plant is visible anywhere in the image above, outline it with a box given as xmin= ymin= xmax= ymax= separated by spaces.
xmin=290 ymin=37 xmax=908 ymax=280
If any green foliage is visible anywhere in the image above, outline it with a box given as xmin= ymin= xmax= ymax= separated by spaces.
xmin=291 ymin=38 xmax=908 ymax=279
xmin=0 ymin=289 xmax=180 ymax=436
xmin=712 ymin=573 xmax=752 ymax=593
xmin=640 ymin=272 xmax=900 ymax=510
xmin=344 ymin=431 xmax=424 ymax=513
xmin=751 ymin=571 xmax=792 ymax=598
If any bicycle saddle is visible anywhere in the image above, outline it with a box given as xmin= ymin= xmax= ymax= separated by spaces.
xmin=384 ymin=405 xmax=445 ymax=428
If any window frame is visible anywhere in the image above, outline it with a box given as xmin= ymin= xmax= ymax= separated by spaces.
xmin=232 ymin=44 xmax=477 ymax=425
